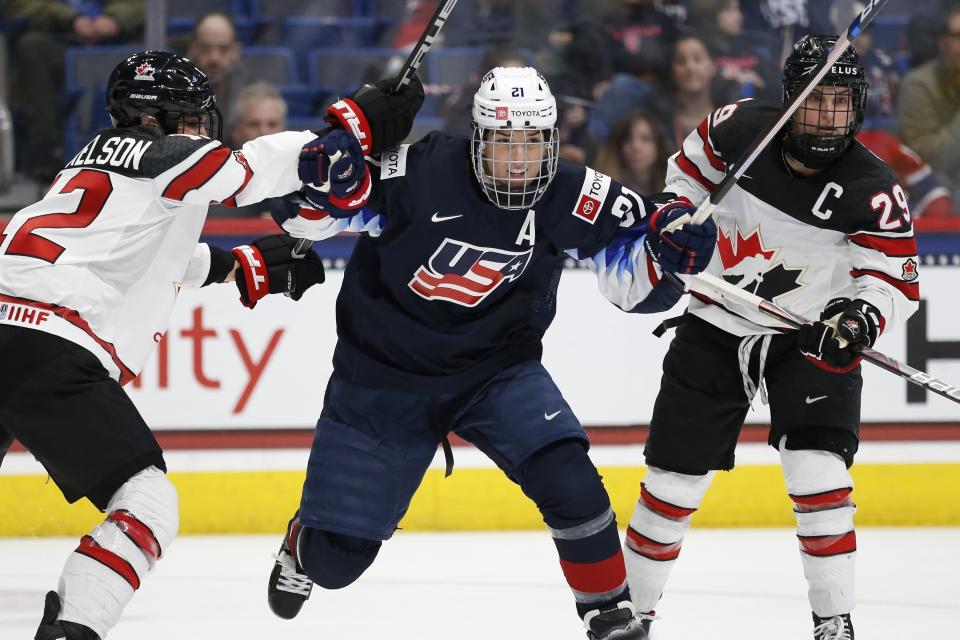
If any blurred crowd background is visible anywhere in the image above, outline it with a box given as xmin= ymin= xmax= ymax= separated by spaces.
xmin=0 ymin=0 xmax=957 ymax=221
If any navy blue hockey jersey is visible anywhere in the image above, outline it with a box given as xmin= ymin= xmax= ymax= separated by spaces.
xmin=284 ymin=132 xmax=679 ymax=392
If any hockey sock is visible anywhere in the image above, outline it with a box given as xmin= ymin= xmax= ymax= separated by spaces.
xmin=58 ymin=467 xmax=178 ymax=638
xmin=518 ymin=440 xmax=631 ymax=618
xmin=624 ymin=466 xmax=715 ymax=614
xmin=780 ymin=443 xmax=856 ymax=616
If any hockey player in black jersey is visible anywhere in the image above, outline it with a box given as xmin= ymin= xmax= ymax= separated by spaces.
xmin=265 ymin=66 xmax=717 ymax=640
xmin=618 ymin=36 xmax=920 ymax=640
xmin=0 ymin=50 xmax=420 ymax=640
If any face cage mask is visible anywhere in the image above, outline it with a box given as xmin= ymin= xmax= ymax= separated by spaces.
xmin=160 ymin=105 xmax=223 ymax=141
xmin=471 ymin=126 xmax=559 ymax=211
xmin=783 ymin=82 xmax=866 ymax=170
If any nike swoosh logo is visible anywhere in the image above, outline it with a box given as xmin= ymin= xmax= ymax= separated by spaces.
xmin=431 ymin=212 xmax=463 ymax=223
xmin=805 ymin=395 xmax=828 ymax=405
xmin=545 ymin=410 xmax=561 ymax=420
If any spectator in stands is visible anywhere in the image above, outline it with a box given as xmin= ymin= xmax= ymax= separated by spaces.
xmin=599 ymin=0 xmax=682 ymax=83
xmin=227 ymin=82 xmax=288 ymax=148
xmin=897 ymin=5 xmax=960 ymax=194
xmin=187 ymin=12 xmax=246 ymax=123
xmin=688 ymin=0 xmax=780 ymax=101
xmin=209 ymin=82 xmax=291 ymax=219
xmin=653 ymin=33 xmax=731 ymax=149
xmin=858 ymin=129 xmax=956 ymax=218
xmin=7 ymin=0 xmax=143 ymax=182
xmin=595 ymin=108 xmax=672 ymax=194
xmin=855 ymin=27 xmax=901 ymax=123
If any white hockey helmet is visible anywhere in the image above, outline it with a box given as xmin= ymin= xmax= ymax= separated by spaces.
xmin=470 ymin=66 xmax=559 ymax=210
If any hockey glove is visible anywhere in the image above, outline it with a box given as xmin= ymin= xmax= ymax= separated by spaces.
xmin=298 ymin=129 xmax=372 ymax=218
xmin=325 ymin=74 xmax=425 ymax=155
xmin=646 ymin=196 xmax=717 ymax=274
xmin=797 ymin=298 xmax=882 ymax=373
xmin=232 ymin=235 xmax=325 ymax=308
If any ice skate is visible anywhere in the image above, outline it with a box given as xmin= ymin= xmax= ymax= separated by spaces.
xmin=267 ymin=512 xmax=314 ymax=619
xmin=813 ymin=612 xmax=854 ymax=640
xmin=34 ymin=591 xmax=101 ymax=640
xmin=584 ymin=601 xmax=649 ymax=640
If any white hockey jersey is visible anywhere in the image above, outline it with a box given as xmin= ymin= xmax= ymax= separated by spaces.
xmin=0 ymin=125 xmax=314 ymax=383
xmin=667 ymin=100 xmax=919 ymax=337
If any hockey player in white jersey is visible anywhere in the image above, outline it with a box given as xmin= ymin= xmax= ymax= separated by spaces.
xmin=616 ymin=36 xmax=919 ymax=640
xmin=0 ymin=50 xmax=420 ymax=640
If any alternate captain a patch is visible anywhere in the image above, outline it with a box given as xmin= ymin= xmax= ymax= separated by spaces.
xmin=409 ymin=239 xmax=533 ymax=307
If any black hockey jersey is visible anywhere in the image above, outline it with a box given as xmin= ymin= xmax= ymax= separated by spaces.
xmin=283 ymin=132 xmax=679 ymax=392
xmin=665 ymin=99 xmax=919 ymax=337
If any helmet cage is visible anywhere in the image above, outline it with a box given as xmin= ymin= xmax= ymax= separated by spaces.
xmin=782 ymin=36 xmax=868 ymax=170
xmin=470 ymin=125 xmax=559 ymax=210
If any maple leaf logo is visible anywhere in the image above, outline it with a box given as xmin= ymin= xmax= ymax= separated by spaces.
xmin=717 ymin=225 xmax=775 ymax=270
xmin=902 ymin=258 xmax=918 ymax=281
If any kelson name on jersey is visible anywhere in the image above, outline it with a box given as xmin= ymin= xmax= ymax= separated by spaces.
xmin=67 ymin=135 xmax=153 ymax=171
xmin=409 ymin=239 xmax=533 ymax=307
xmin=0 ymin=303 xmax=51 ymax=326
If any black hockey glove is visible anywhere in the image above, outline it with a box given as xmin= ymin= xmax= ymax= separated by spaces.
xmin=798 ymin=298 xmax=882 ymax=373
xmin=325 ymin=74 xmax=425 ymax=155
xmin=231 ymin=235 xmax=325 ymax=308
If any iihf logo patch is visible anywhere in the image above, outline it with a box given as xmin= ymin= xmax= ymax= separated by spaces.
xmin=134 ymin=62 xmax=156 ymax=81
xmin=902 ymin=258 xmax=918 ymax=281
xmin=495 ymin=106 xmax=509 ymax=121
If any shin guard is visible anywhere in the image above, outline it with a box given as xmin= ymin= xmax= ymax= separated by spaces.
xmin=624 ymin=466 xmax=714 ymax=614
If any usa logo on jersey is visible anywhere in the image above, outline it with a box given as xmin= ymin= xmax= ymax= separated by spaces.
xmin=409 ymin=239 xmax=532 ymax=307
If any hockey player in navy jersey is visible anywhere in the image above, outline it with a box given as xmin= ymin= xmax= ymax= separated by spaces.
xmin=0 ymin=50 xmax=420 ymax=640
xmin=617 ymin=36 xmax=920 ymax=640
xmin=264 ymin=66 xmax=717 ymax=639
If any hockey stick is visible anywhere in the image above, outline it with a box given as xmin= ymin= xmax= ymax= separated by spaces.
xmin=663 ymin=0 xmax=890 ymax=232
xmin=687 ymin=272 xmax=960 ymax=405
xmin=290 ymin=0 xmax=459 ymax=260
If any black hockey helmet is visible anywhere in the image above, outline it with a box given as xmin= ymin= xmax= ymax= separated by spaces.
xmin=106 ymin=51 xmax=222 ymax=140
xmin=781 ymin=35 xmax=867 ymax=170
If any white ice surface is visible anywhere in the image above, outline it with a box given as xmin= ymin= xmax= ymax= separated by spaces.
xmin=1 ymin=529 xmax=958 ymax=639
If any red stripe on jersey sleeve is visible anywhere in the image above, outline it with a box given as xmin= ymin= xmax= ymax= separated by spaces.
xmin=75 ymin=535 xmax=141 ymax=590
xmin=645 ymin=253 xmax=660 ymax=286
xmin=641 ymin=484 xmax=697 ymax=520
xmin=162 ymin=145 xmax=232 ymax=201
xmin=220 ymin=151 xmax=254 ymax=207
xmin=850 ymin=268 xmax=920 ymax=301
xmin=675 ymin=151 xmax=717 ymax=192
xmin=848 ymin=233 xmax=918 ymax=257
xmin=798 ymin=531 xmax=857 ymax=557
xmin=559 ymin=550 xmax=627 ymax=595
xmin=697 ymin=120 xmax=726 ymax=172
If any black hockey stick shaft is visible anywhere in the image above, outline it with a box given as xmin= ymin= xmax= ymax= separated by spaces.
xmin=688 ymin=272 xmax=960 ymax=405
xmin=291 ymin=0 xmax=459 ymax=259
xmin=664 ymin=0 xmax=891 ymax=231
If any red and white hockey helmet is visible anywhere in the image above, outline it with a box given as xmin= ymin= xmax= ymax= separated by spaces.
xmin=470 ymin=67 xmax=559 ymax=210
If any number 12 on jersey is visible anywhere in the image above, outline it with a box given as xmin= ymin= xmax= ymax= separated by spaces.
xmin=0 ymin=169 xmax=113 ymax=263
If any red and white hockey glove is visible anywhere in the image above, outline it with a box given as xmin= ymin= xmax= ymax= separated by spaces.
xmin=298 ymin=129 xmax=372 ymax=218
xmin=798 ymin=297 xmax=883 ymax=372
xmin=232 ymin=235 xmax=325 ymax=308
xmin=325 ymin=74 xmax=425 ymax=155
